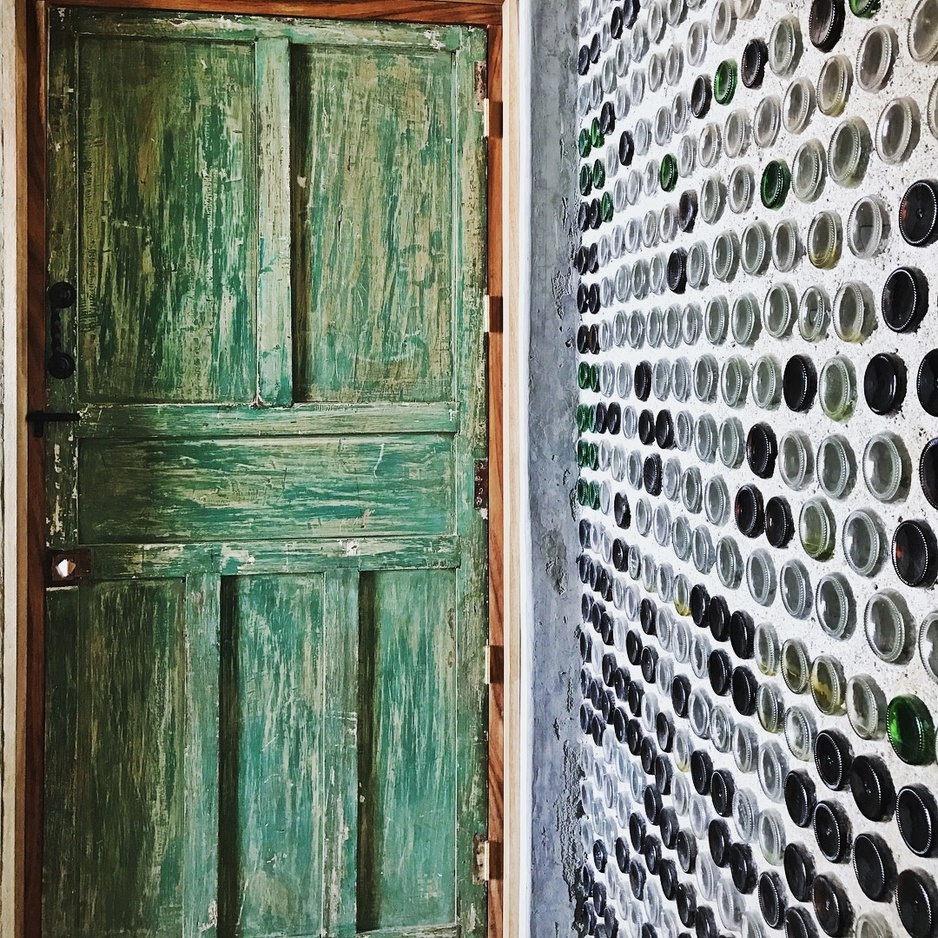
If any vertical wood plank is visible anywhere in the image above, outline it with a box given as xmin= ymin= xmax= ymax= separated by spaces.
xmin=290 ymin=39 xmax=459 ymax=404
xmin=64 ymin=578 xmax=189 ymax=934
xmin=451 ymin=25 xmax=490 ymax=938
xmin=322 ymin=567 xmax=359 ymax=937
xmin=44 ymin=10 xmax=78 ymax=547
xmin=23 ymin=0 xmax=48 ymax=931
xmin=255 ymin=37 xmax=293 ymax=406
xmin=184 ymin=572 xmax=221 ymax=936
xmin=41 ymin=588 xmax=79 ymax=936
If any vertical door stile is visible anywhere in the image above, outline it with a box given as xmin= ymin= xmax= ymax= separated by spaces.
xmin=255 ymin=37 xmax=293 ymax=408
xmin=322 ymin=567 xmax=360 ymax=937
xmin=45 ymin=10 xmax=79 ymax=548
xmin=452 ymin=29 xmax=491 ymax=935
xmin=183 ymin=571 xmax=222 ymax=936
xmin=41 ymin=588 xmax=79 ymax=935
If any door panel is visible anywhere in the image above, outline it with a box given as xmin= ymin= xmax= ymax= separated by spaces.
xmin=43 ymin=10 xmax=487 ymax=938
xmin=77 ymin=37 xmax=258 ymax=405
xmin=291 ymin=45 xmax=455 ymax=404
xmin=218 ymin=574 xmax=327 ymax=936
xmin=77 ymin=434 xmax=456 ymax=543
xmin=43 ymin=579 xmax=207 ymax=936
xmin=358 ymin=569 xmax=458 ymax=931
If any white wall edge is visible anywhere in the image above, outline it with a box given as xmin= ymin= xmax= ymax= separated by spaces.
xmin=516 ymin=0 xmax=534 ymax=932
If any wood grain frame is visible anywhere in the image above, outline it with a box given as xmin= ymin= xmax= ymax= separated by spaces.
xmin=21 ymin=2 xmax=509 ymax=938
xmin=54 ymin=0 xmax=503 ymax=23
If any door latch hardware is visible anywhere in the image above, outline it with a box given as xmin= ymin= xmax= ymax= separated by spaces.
xmin=474 ymin=459 xmax=489 ymax=512
xmin=26 ymin=410 xmax=80 ymax=437
xmin=472 ymin=834 xmax=491 ymax=884
xmin=47 ymin=548 xmax=92 ymax=587
xmin=47 ymin=280 xmax=76 ymax=380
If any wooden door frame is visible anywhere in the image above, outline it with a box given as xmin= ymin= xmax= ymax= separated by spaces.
xmin=1 ymin=0 xmax=523 ymax=935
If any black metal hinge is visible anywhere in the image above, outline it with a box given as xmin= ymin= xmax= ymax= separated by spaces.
xmin=26 ymin=410 xmax=80 ymax=437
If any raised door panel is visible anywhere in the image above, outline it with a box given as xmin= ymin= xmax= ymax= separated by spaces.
xmin=76 ymin=36 xmax=258 ymax=404
xmin=43 ymin=577 xmax=218 ymax=937
xmin=291 ymin=43 xmax=457 ymax=404
xmin=357 ymin=569 xmax=458 ymax=932
xmin=77 ymin=435 xmax=455 ymax=543
xmin=217 ymin=574 xmax=327 ymax=936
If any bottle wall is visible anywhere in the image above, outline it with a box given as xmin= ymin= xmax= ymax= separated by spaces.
xmin=573 ymin=0 xmax=938 ymax=937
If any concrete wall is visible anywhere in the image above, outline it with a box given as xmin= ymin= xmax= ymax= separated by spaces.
xmin=527 ymin=1 xmax=580 ymax=934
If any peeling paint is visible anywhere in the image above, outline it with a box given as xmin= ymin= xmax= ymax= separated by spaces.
xmin=43 ymin=11 xmax=488 ymax=936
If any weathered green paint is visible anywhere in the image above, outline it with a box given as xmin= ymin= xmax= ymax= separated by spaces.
xmin=77 ymin=36 xmax=258 ymax=405
xmin=80 ymin=537 xmax=462 ymax=580
xmin=218 ymin=575 xmax=327 ymax=935
xmin=44 ymin=9 xmax=487 ymax=938
xmin=323 ymin=569 xmax=361 ymax=936
xmin=78 ymin=435 xmax=455 ymax=543
xmin=185 ymin=573 xmax=222 ymax=936
xmin=256 ymin=38 xmax=293 ymax=407
xmin=358 ymin=570 xmax=458 ymax=930
xmin=291 ymin=44 xmax=456 ymax=404
xmin=44 ymin=580 xmax=190 ymax=933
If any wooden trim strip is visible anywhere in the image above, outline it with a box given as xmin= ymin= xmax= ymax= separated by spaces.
xmin=55 ymin=0 xmax=502 ymax=26
xmin=1 ymin=0 xmax=30 ymax=932
xmin=322 ymin=569 xmax=360 ymax=935
xmin=485 ymin=18 xmax=506 ymax=938
xmin=24 ymin=0 xmax=48 ymax=932
xmin=65 ymin=8 xmax=477 ymax=43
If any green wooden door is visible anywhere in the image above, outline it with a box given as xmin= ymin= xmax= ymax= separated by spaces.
xmin=42 ymin=11 xmax=488 ymax=937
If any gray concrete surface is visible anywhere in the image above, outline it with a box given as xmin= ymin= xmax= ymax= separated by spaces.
xmin=528 ymin=1 xmax=582 ymax=933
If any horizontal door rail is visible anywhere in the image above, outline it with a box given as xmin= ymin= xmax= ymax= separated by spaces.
xmin=78 ymin=536 xmax=462 ymax=578
xmin=76 ymin=401 xmax=461 ymax=438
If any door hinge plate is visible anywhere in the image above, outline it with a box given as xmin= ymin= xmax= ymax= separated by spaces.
xmin=474 ymin=459 xmax=489 ymax=513
xmin=472 ymin=834 xmax=491 ymax=883
xmin=47 ymin=548 xmax=92 ymax=587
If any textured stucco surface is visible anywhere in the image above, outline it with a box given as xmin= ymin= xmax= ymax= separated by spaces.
xmin=528 ymin=1 xmax=581 ymax=934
